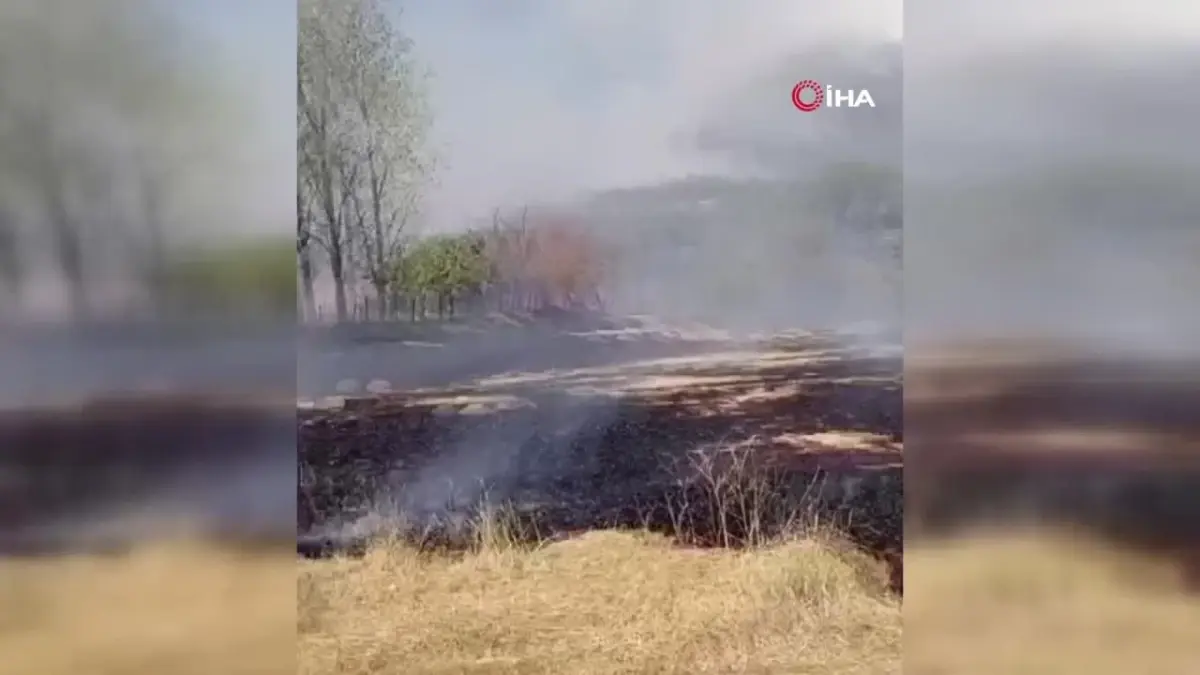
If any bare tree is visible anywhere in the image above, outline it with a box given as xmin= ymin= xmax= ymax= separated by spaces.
xmin=484 ymin=207 xmax=536 ymax=312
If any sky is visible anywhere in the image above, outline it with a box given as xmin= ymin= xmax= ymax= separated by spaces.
xmin=174 ymin=0 xmax=1197 ymax=348
xmin=173 ymin=0 xmax=295 ymax=233
xmin=177 ymin=0 xmax=900 ymax=233
xmin=904 ymin=0 xmax=1200 ymax=349
xmin=401 ymin=0 xmax=900 ymax=228
xmin=174 ymin=0 xmax=1198 ymax=223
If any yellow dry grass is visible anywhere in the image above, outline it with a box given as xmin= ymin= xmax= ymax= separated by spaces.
xmin=299 ymin=529 xmax=901 ymax=675
xmin=0 ymin=541 xmax=297 ymax=675
xmin=905 ymin=529 xmax=1200 ymax=675
xmin=5 ymin=528 xmax=1198 ymax=675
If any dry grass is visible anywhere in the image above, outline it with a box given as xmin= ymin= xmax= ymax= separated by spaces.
xmin=5 ymin=528 xmax=1197 ymax=675
xmin=0 ymin=541 xmax=297 ymax=675
xmin=906 ymin=529 xmax=1200 ymax=675
xmin=299 ymin=527 xmax=901 ymax=675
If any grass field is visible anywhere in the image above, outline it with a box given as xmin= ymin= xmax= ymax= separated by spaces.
xmin=904 ymin=530 xmax=1200 ymax=675
xmin=298 ymin=527 xmax=900 ymax=675
xmin=3 ymin=528 xmax=1198 ymax=675
xmin=0 ymin=541 xmax=297 ymax=675
xmin=6 ymin=341 xmax=1195 ymax=674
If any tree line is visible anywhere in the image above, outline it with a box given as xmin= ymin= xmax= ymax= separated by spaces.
xmin=0 ymin=0 xmax=901 ymax=323
xmin=0 ymin=0 xmax=281 ymax=320
xmin=383 ymin=208 xmax=609 ymax=321
xmin=297 ymin=0 xmax=904 ymax=326
xmin=297 ymin=0 xmax=612 ymax=324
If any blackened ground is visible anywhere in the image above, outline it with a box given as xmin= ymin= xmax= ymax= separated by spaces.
xmin=0 ymin=395 xmax=296 ymax=554
xmin=297 ymin=312 xmax=879 ymax=398
xmin=906 ymin=350 xmax=1200 ymax=589
xmin=298 ymin=336 xmax=904 ymax=590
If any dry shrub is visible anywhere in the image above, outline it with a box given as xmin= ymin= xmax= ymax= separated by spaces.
xmin=663 ymin=441 xmax=823 ymax=549
xmin=483 ymin=209 xmax=610 ymax=312
xmin=525 ymin=216 xmax=609 ymax=309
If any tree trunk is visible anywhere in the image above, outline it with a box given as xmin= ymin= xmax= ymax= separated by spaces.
xmin=331 ymin=255 xmax=347 ymax=322
xmin=33 ymin=121 xmax=86 ymax=319
xmin=297 ymin=188 xmax=317 ymax=322
xmin=136 ymin=162 xmax=169 ymax=315
xmin=299 ymin=249 xmax=316 ymax=322
xmin=0 ymin=209 xmax=23 ymax=302
xmin=373 ymin=282 xmax=388 ymax=319
xmin=48 ymin=193 xmax=87 ymax=320
xmin=367 ymin=156 xmax=389 ymax=322
xmin=314 ymin=104 xmax=347 ymax=323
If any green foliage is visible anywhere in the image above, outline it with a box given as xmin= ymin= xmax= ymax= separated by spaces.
xmin=161 ymin=239 xmax=296 ymax=315
xmin=392 ymin=231 xmax=488 ymax=299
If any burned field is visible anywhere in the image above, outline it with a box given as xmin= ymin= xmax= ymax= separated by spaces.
xmin=907 ymin=346 xmax=1200 ymax=588
xmin=297 ymin=325 xmax=903 ymax=586
xmin=0 ymin=394 xmax=296 ymax=556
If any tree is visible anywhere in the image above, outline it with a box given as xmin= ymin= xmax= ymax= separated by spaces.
xmin=299 ymin=0 xmax=357 ymax=321
xmin=346 ymin=2 xmax=433 ymax=319
xmin=160 ymin=239 xmax=296 ymax=316
xmin=393 ymin=235 xmax=440 ymax=320
xmin=297 ymin=187 xmax=318 ymax=321
xmin=482 ymin=207 xmax=537 ymax=312
xmin=437 ymin=233 xmax=488 ymax=316
xmin=298 ymin=0 xmax=435 ymax=323
xmin=0 ymin=0 xmax=247 ymax=319
xmin=0 ymin=206 xmax=20 ymax=309
xmin=459 ymin=207 xmax=612 ymax=315
xmin=526 ymin=216 xmax=607 ymax=310
xmin=297 ymin=69 xmax=319 ymax=322
xmin=392 ymin=241 xmax=424 ymax=320
xmin=391 ymin=233 xmax=486 ymax=319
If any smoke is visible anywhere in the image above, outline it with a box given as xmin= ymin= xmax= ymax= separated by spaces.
xmin=409 ymin=0 xmax=901 ymax=220
xmin=375 ymin=0 xmax=904 ymax=340
xmin=906 ymin=0 xmax=1200 ymax=355
xmin=0 ymin=1 xmax=296 ymax=553
xmin=322 ymin=395 xmax=621 ymax=543
xmin=300 ymin=3 xmax=904 ymax=543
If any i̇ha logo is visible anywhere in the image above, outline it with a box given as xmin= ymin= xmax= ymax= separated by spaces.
xmin=791 ymin=79 xmax=875 ymax=112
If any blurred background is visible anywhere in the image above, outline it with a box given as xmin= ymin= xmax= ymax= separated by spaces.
xmin=0 ymin=0 xmax=1197 ymax=672
xmin=905 ymin=0 xmax=1200 ymax=672
xmin=0 ymin=1 xmax=296 ymax=673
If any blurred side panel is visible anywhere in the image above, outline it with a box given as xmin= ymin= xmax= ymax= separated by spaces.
xmin=0 ymin=1 xmax=297 ymax=673
xmin=905 ymin=0 xmax=1200 ymax=672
